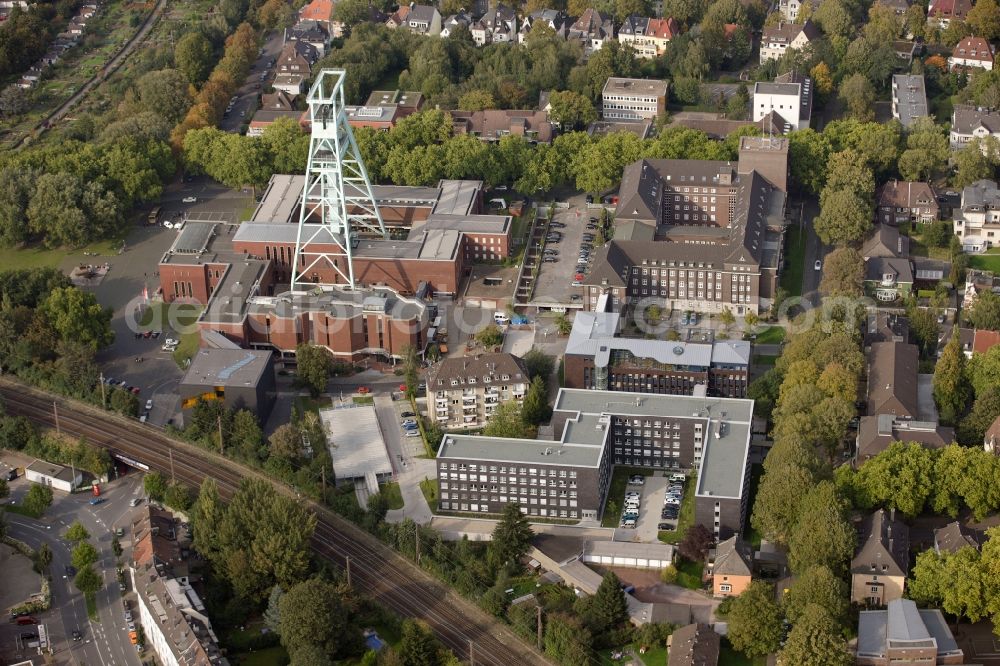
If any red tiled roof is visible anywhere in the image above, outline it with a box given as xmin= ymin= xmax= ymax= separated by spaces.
xmin=647 ymin=17 xmax=679 ymax=39
xmin=299 ymin=0 xmax=333 ymax=22
xmin=952 ymin=36 xmax=994 ymax=63
xmin=973 ymin=328 xmax=1000 ymax=354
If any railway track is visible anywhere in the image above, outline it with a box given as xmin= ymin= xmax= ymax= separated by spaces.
xmin=0 ymin=380 xmax=546 ymax=666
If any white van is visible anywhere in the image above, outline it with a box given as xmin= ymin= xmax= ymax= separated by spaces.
xmin=493 ymin=312 xmax=510 ymax=325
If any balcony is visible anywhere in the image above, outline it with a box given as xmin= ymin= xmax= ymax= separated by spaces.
xmin=463 ymin=404 xmax=478 ymax=412
xmin=437 ymin=414 xmax=450 ymax=422
xmin=462 ymin=395 xmax=478 ymax=404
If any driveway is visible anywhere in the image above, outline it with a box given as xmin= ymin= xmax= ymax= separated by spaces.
xmin=531 ymin=194 xmax=594 ymax=307
xmin=630 ymin=475 xmax=668 ymax=543
xmin=798 ymin=198 xmax=825 ymax=306
xmin=375 ymin=394 xmax=434 ymax=525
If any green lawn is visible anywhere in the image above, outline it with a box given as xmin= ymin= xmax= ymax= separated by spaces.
xmin=294 ymin=395 xmax=330 ymax=414
xmin=380 ymin=482 xmax=404 ymax=510
xmin=599 ymin=643 xmax=668 ymax=665
xmin=231 ymin=646 xmax=288 ymax=666
xmin=601 ymin=466 xmax=653 ymax=528
xmin=419 ymin=477 xmax=438 ymax=510
xmin=752 ymin=355 xmax=777 ymax=366
xmin=86 ymin=592 xmax=99 ymax=621
xmin=675 ymin=559 xmax=704 ymax=590
xmin=352 ymin=395 xmax=374 ymax=405
xmin=0 ymin=237 xmax=128 ymax=271
xmin=657 ymin=473 xmax=697 ymax=544
xmin=780 ymin=226 xmax=806 ymax=297
xmin=754 ymin=326 xmax=786 ymax=345
xmin=969 ymin=253 xmax=1000 ymax=273
xmin=719 ymin=639 xmax=766 ymax=666
xmin=172 ymin=330 xmax=201 ymax=368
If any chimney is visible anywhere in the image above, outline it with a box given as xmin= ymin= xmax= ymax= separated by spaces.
xmin=890 ymin=507 xmax=896 ymax=522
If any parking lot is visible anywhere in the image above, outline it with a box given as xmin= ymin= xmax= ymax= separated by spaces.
xmin=531 ymin=195 xmax=607 ymax=307
xmin=614 ymin=472 xmax=686 ymax=543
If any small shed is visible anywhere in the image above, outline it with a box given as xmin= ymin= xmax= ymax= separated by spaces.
xmin=25 ymin=460 xmax=82 ymax=493
xmin=582 ymin=541 xmax=675 ymax=570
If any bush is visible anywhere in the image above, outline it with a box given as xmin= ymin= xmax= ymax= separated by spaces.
xmin=660 ymin=565 xmax=678 ymax=584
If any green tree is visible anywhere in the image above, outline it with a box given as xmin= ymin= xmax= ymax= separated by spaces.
xmin=548 ymin=90 xmax=598 ymax=129
xmin=191 ymin=478 xmax=225 ymax=563
xmin=854 ymin=442 xmax=936 ymax=516
xmin=776 ymin=604 xmax=852 ymax=666
xmin=230 ymin=409 xmax=265 ymax=463
xmin=175 ymin=32 xmax=215 ymax=85
xmin=898 ymin=117 xmax=950 ymax=181
xmin=751 ymin=463 xmax=815 ymax=545
xmin=402 ymin=344 xmax=419 ymax=400
xmin=678 ymin=523 xmax=714 ymax=562
xmin=457 ymin=89 xmax=496 ymax=111
xmin=814 ymin=0 xmax=852 ymax=37
xmin=788 ymin=481 xmax=855 ymax=575
xmin=482 ymin=402 xmax=528 ymax=438
xmin=839 ymin=73 xmax=877 ymax=121
xmin=814 ymin=189 xmax=871 ymax=246
xmin=295 ymin=343 xmax=331 ymax=398
xmin=954 ymin=139 xmax=997 ymax=187
xmin=934 ymin=330 xmax=971 ymax=424
xmin=36 ymin=543 xmax=52 ymax=569
xmin=781 ymin=565 xmax=849 ymax=625
xmin=264 ymin=584 xmax=284 ymax=634
xmin=959 ymin=386 xmax=1000 ymax=445
xmin=521 ymin=375 xmax=551 ymax=426
xmin=474 ymin=324 xmax=504 ymax=348
xmin=71 ymin=542 xmax=99 ymax=570
xmin=74 ymin=565 xmax=102 ymax=596
xmin=22 ymin=484 xmax=52 ymax=516
xmin=788 ymin=129 xmax=832 ymax=194
xmin=726 ymin=581 xmax=784 ymax=658
xmin=544 ymin=612 xmax=594 ymax=666
xmin=164 ymin=482 xmax=193 ymax=511
xmin=908 ymin=307 xmax=940 ymax=359
xmin=968 ymin=0 xmax=1000 ymax=39
xmin=109 ymin=386 xmax=139 ymax=417
xmin=969 ymin=290 xmax=1000 ymax=331
xmin=819 ymin=247 xmax=864 ymax=297
xmin=64 ymin=521 xmax=90 ymax=543
xmin=590 ymin=571 xmax=629 ymax=635
xmin=143 ymin=471 xmax=167 ymax=501
xmin=399 ymin=619 xmax=442 ymax=666
xmin=136 ymin=68 xmax=192 ymax=125
xmin=555 ymin=314 xmax=572 ymax=335
xmin=521 ymin=348 xmax=555 ymax=380
xmin=488 ymin=503 xmax=534 ymax=568
xmin=279 ymin=577 xmax=357 ymax=659
xmin=41 ymin=287 xmax=113 ymax=350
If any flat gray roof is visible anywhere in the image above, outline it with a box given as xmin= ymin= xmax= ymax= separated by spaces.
xmin=417 ymin=213 xmax=511 ymax=235
xmin=892 ymin=74 xmax=928 ymax=128
xmin=199 ymin=259 xmax=270 ymax=325
xmin=432 ymin=180 xmax=481 ymax=215
xmin=181 ymin=348 xmax=272 ymax=388
xmin=172 ymin=223 xmax=216 ymax=254
xmin=754 ymin=82 xmax=800 ymax=96
xmin=321 ymin=404 xmax=392 ymax=479
xmin=26 ymin=460 xmax=80 ymax=483
xmin=251 ymin=174 xmax=303 ymax=223
xmin=440 ymin=388 xmax=754 ymax=498
xmin=602 ymin=77 xmax=668 ymax=96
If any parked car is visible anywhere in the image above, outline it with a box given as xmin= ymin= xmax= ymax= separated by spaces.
xmin=585 ymin=194 xmax=594 ymax=204
xmin=89 ymin=497 xmax=105 ymax=506
xmin=145 ymin=399 xmax=153 ymax=411
xmin=401 ymin=411 xmax=415 ymax=418
xmin=814 ymin=259 xmax=822 ymax=271
xmin=405 ymin=430 xmax=420 ymax=437
xmin=628 ymin=475 xmax=645 ymax=485
xmin=543 ymin=257 xmax=558 ymax=263
xmin=182 ymin=196 xmax=197 ymax=204
xmin=72 ymin=630 xmax=82 ymax=641
xmin=130 ymin=497 xmax=142 ymax=507
xmin=658 ymin=522 xmax=673 ymax=530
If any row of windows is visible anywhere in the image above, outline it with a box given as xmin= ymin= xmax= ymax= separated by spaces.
xmin=439 ymin=502 xmax=578 ymax=518
xmin=443 ymin=492 xmax=579 ymax=507
xmin=440 ymin=477 xmax=578 ymax=490
xmin=442 ymin=463 xmax=576 ymax=477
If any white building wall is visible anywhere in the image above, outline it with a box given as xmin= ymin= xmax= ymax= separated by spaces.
xmin=130 ymin=569 xmax=180 ymax=666
xmin=752 ymin=90 xmax=803 ymax=130
xmin=25 ymin=468 xmax=78 ymax=493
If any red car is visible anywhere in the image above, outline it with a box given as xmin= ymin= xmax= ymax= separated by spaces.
xmin=357 ymin=387 xmax=370 ymax=395
xmin=130 ymin=387 xmax=140 ymax=395
xmin=399 ymin=384 xmax=408 ymax=392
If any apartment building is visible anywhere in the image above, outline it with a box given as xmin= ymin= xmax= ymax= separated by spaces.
xmin=759 ymin=20 xmax=819 ymax=62
xmin=582 ymin=136 xmax=789 ymax=317
xmin=752 ymin=71 xmax=813 ymax=132
xmin=426 ymin=353 xmax=529 ymax=429
xmin=891 ymin=74 xmax=928 ymax=128
xmin=564 ymin=310 xmax=750 ymax=397
xmin=617 ymin=16 xmax=680 ymax=58
xmin=436 ymin=389 xmax=754 ymax=540
xmin=601 ymin=77 xmax=668 ymax=121
xmin=954 ymin=178 xmax=1000 ymax=251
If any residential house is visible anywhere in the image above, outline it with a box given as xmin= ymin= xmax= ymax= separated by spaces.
xmin=568 ymin=8 xmax=614 ymax=53
xmin=985 ymin=414 xmax=1000 ymax=453
xmin=891 ymin=74 xmax=929 ymax=128
xmin=865 ymin=256 xmax=914 ymax=302
xmin=248 ymin=91 xmax=308 ymax=136
xmin=284 ymin=19 xmax=330 ymax=57
xmin=934 ymin=521 xmax=980 ymax=554
xmin=298 ymin=0 xmax=340 ymax=36
xmin=440 ymin=10 xmax=473 ymax=37
xmin=973 ymin=328 xmax=1000 ymax=354
xmin=425 ymin=353 xmax=528 ymax=429
xmin=928 ymin=0 xmax=972 ymax=26
xmin=865 ymin=311 xmax=910 ymax=347
xmin=863 ymin=224 xmax=911 ymax=259
xmin=470 ymin=4 xmax=516 ymax=45
xmin=450 ymin=109 xmax=556 ymax=143
xmin=389 ymin=4 xmax=441 ymax=35
xmin=709 ymin=536 xmax=753 ymax=598
xmin=759 ymin=20 xmax=819 ymax=62
xmin=954 ymin=178 xmax=1000 ymax=251
xmin=856 ymin=414 xmax=954 ymax=461
xmin=751 ymin=70 xmax=813 ymax=132
xmin=776 ymin=0 xmax=819 ymax=20
xmin=894 ymin=40 xmax=919 ymax=65
xmin=518 ymin=9 xmax=570 ymax=42
xmin=617 ymin=15 xmax=680 ymax=58
xmin=950 ymin=104 xmax=1000 ymax=150
xmin=866 ymin=342 xmax=920 ymax=418
xmin=601 ymin=77 xmax=668 ymax=121
xmin=857 ymin=599 xmax=965 ymax=665
xmin=876 ymin=180 xmax=939 ymax=225
xmin=667 ymin=624 xmax=720 ymax=666
xmin=949 ymin=36 xmax=994 ymax=71
xmin=851 ymin=508 xmax=910 ymax=606
xmin=272 ymin=41 xmax=317 ymax=95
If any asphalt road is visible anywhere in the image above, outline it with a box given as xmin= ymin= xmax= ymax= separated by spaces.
xmin=0 ymin=380 xmax=549 ymax=666
xmin=220 ymin=31 xmax=285 ymax=133
xmin=3 ymin=473 xmax=144 ymax=666
xmin=798 ymin=198 xmax=825 ymax=306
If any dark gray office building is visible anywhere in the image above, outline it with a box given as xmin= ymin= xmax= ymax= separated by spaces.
xmin=435 ymin=388 xmax=754 ymax=539
xmin=179 ymin=348 xmax=277 ymax=423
